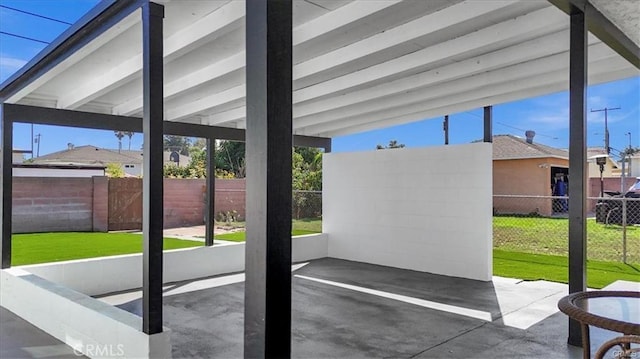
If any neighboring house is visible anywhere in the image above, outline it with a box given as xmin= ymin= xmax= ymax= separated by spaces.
xmin=118 ymin=149 xmax=191 ymax=169
xmin=31 ymin=145 xmax=190 ymax=177
xmin=492 ymin=135 xmax=629 ymax=215
xmin=629 ymin=153 xmax=640 ymax=177
xmin=492 ymin=134 xmax=569 ymax=216
xmin=586 ymin=147 xmax=620 ymax=178
xmin=32 ymin=145 xmax=143 ymax=176
xmin=2 ymin=148 xmax=32 ymax=163
xmin=13 ymin=163 xmax=106 ymax=177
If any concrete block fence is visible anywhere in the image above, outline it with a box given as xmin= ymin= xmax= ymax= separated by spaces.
xmin=11 ymin=177 xmax=246 ymax=233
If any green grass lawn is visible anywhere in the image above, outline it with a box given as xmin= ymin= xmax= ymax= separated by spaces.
xmin=215 ymin=229 xmax=318 ymax=242
xmin=292 ymin=218 xmax=322 ymax=232
xmin=10 ymin=217 xmax=639 ymax=289
xmin=214 ymin=218 xmax=322 ymax=242
xmin=494 ymin=216 xmax=640 ymax=263
xmin=12 ymin=232 xmax=202 ymax=266
xmin=494 ymin=249 xmax=640 ymax=289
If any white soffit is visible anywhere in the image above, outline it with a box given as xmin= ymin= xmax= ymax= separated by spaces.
xmin=3 ymin=0 xmax=639 ymax=137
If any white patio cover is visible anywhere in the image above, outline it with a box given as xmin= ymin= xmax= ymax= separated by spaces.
xmin=2 ymin=0 xmax=638 ymax=137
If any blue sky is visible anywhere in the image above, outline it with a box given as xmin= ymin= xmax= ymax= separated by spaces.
xmin=1 ymin=1 xmax=638 ymax=158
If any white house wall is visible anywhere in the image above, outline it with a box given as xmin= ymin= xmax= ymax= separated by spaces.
xmin=630 ymin=156 xmax=640 ymax=177
xmin=323 ymin=143 xmax=493 ymax=281
xmin=13 ymin=168 xmax=105 ymax=177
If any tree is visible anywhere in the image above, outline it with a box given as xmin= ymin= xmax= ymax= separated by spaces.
xmin=292 ymin=147 xmax=322 ymax=191
xmin=124 ymin=131 xmax=135 ymax=150
xmin=192 ymin=138 xmax=207 ymax=151
xmin=114 ymin=131 xmax=125 ymax=153
xmin=106 ymin=162 xmax=125 ymax=177
xmin=215 ymin=140 xmax=246 ymax=178
xmin=163 ymin=135 xmax=192 ymax=156
xmin=623 ymin=146 xmax=639 ymax=157
xmin=376 ymin=140 xmax=405 ymax=150
xmin=163 ymin=145 xmax=237 ymax=179
xmin=292 ymin=147 xmax=323 ymax=219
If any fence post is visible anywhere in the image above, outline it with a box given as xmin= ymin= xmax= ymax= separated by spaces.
xmin=622 ymin=197 xmax=627 ymax=264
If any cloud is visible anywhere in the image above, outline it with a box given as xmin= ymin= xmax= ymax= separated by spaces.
xmin=0 ymin=56 xmax=28 ymax=83
xmin=523 ymin=105 xmax=570 ymax=131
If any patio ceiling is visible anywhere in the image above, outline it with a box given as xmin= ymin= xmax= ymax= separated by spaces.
xmin=1 ymin=0 xmax=639 ymax=138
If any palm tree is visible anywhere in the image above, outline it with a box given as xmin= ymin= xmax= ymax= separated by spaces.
xmin=376 ymin=140 xmax=405 ymax=150
xmin=124 ymin=131 xmax=134 ymax=150
xmin=114 ymin=131 xmax=124 ymax=153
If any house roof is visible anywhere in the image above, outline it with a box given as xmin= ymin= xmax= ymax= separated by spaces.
xmin=32 ymin=145 xmax=192 ymax=167
xmin=13 ymin=163 xmax=106 ymax=170
xmin=0 ymin=0 xmax=637 ymax=138
xmin=32 ymin=145 xmax=142 ymax=166
xmin=492 ymin=135 xmax=568 ymax=160
xmin=587 ymin=147 xmax=608 ymax=157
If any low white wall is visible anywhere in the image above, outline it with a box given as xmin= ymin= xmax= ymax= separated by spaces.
xmin=22 ymin=233 xmax=328 ymax=296
xmin=323 ymin=144 xmax=493 ymax=281
xmin=0 ymin=268 xmax=171 ymax=358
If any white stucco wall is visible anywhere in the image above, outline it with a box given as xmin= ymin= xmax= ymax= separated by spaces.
xmin=21 ymin=234 xmax=328 ymax=296
xmin=1 ymin=268 xmax=171 ymax=359
xmin=323 ymin=143 xmax=493 ymax=281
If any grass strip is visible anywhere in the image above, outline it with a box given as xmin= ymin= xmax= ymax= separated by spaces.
xmin=493 ymin=249 xmax=640 ymax=289
xmin=12 ymin=232 xmax=202 ymax=266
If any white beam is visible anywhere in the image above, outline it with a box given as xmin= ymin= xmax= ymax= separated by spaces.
xmin=293 ymin=0 xmax=399 ymax=46
xmin=311 ymin=56 xmax=635 ymax=136
xmin=293 ymin=6 xmax=566 ymax=104
xmin=7 ymin=11 xmax=140 ymax=104
xmin=163 ymin=1 xmax=243 ymax=63
xmin=294 ymin=30 xmax=577 ymax=119
xmin=322 ymin=67 xmax=638 ymax=137
xmin=193 ymin=28 xmax=576 ymax=128
xmin=166 ymin=84 xmax=245 ymax=122
xmin=111 ymin=1 xmax=409 ymax=116
xmin=113 ymin=51 xmax=245 ymax=116
xmin=57 ymin=1 xmax=244 ymax=110
xmin=159 ymin=5 xmax=568 ymax=125
xmin=295 ymin=41 xmax=612 ymax=129
xmin=57 ymin=54 xmax=143 ymax=110
xmin=293 ymin=0 xmax=535 ymax=84
xmin=203 ymin=107 xmax=245 ymax=126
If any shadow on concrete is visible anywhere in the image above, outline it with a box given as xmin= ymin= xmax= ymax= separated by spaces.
xmin=115 ymin=258 xmax=581 ymax=358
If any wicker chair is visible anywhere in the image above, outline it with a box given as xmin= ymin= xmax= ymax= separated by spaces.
xmin=594 ymin=335 xmax=640 ymax=359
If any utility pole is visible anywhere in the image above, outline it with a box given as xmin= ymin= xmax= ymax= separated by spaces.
xmin=34 ymin=133 xmax=41 ymax=157
xmin=591 ymin=107 xmax=620 ymax=154
xmin=30 ymin=124 xmax=34 ymax=159
xmin=443 ymin=115 xmax=449 ymax=145
xmin=627 ymin=132 xmax=632 ymax=177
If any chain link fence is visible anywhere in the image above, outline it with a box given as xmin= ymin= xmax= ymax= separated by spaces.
xmin=292 ymin=190 xmax=322 ymax=220
xmin=493 ymin=195 xmax=640 ymax=263
xmin=214 ymin=190 xmax=323 ymax=231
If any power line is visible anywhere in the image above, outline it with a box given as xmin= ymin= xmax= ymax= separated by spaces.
xmin=463 ymin=111 xmax=558 ymax=139
xmin=0 ymin=30 xmax=49 ymax=44
xmin=462 ymin=111 xmax=482 ymax=119
xmin=0 ymin=5 xmax=72 ymax=25
xmin=495 ymin=121 xmax=558 ymax=139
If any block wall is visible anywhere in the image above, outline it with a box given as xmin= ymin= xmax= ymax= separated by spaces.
xmin=323 ymin=143 xmax=493 ymax=281
xmin=13 ymin=177 xmax=94 ymax=233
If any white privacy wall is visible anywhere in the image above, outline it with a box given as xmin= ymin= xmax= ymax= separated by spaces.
xmin=323 ymin=143 xmax=493 ymax=281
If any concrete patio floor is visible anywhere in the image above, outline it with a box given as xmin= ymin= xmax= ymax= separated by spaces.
xmin=102 ymin=258 xmax=587 ymax=358
xmin=3 ymin=258 xmax=635 ymax=358
xmin=0 ymin=306 xmax=86 ymax=359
